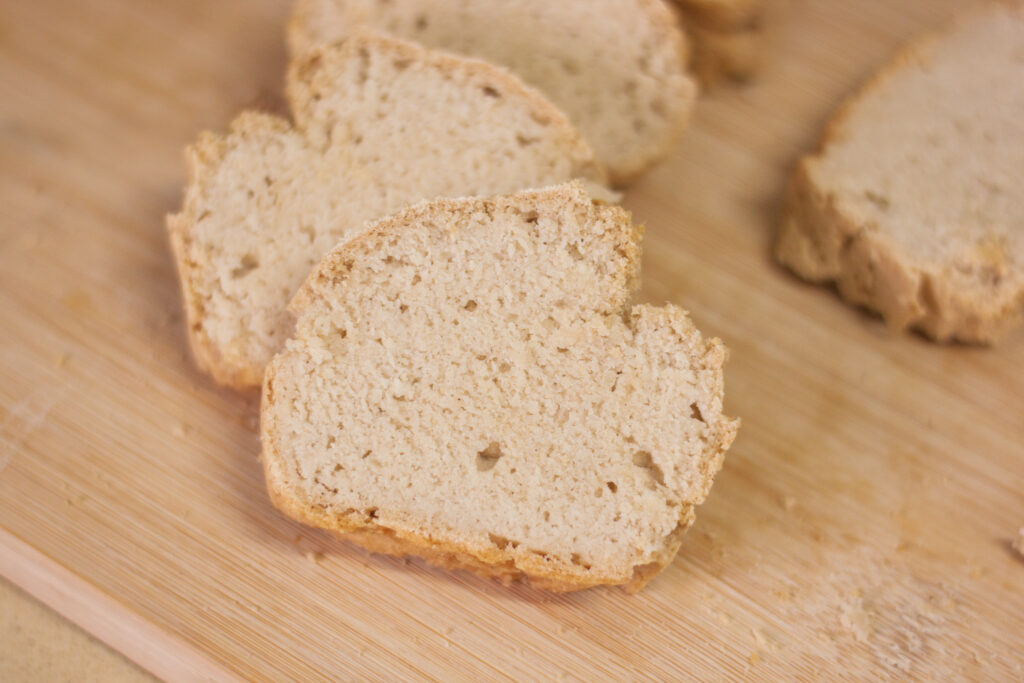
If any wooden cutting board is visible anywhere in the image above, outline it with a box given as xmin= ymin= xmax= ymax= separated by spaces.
xmin=2 ymin=0 xmax=1022 ymax=679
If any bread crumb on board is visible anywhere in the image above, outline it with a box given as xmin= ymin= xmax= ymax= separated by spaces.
xmin=839 ymin=595 xmax=872 ymax=643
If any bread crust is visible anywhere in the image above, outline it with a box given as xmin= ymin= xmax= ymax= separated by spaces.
xmin=262 ymin=183 xmax=738 ymax=592
xmin=776 ymin=5 xmax=1024 ymax=343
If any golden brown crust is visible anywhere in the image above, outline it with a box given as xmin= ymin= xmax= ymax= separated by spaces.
xmin=263 ymin=183 xmax=737 ymax=592
xmin=775 ymin=6 xmax=1024 ymax=344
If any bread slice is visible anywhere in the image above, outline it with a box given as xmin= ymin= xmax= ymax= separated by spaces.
xmin=776 ymin=3 xmax=1024 ymax=343
xmin=672 ymin=0 xmax=762 ymax=86
xmin=167 ymin=34 xmax=605 ymax=389
xmin=287 ymin=0 xmax=697 ymax=184
xmin=261 ymin=182 xmax=738 ymax=592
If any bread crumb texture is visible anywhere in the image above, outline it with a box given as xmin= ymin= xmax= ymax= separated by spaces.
xmin=167 ymin=34 xmax=604 ymax=388
xmin=261 ymin=182 xmax=738 ymax=592
xmin=776 ymin=4 xmax=1024 ymax=343
xmin=288 ymin=0 xmax=697 ymax=183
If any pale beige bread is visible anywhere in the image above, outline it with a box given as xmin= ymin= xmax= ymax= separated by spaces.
xmin=167 ymin=34 xmax=605 ymax=389
xmin=261 ymin=182 xmax=738 ymax=592
xmin=287 ymin=0 xmax=697 ymax=184
xmin=672 ymin=0 xmax=763 ymax=86
xmin=776 ymin=3 xmax=1024 ymax=343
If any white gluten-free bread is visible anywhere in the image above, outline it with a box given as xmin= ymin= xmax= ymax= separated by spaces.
xmin=776 ymin=3 xmax=1024 ymax=343
xmin=167 ymin=34 xmax=605 ymax=388
xmin=261 ymin=182 xmax=738 ymax=592
xmin=287 ymin=0 xmax=697 ymax=184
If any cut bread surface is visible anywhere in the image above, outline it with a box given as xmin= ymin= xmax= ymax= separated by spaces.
xmin=288 ymin=0 xmax=697 ymax=183
xmin=168 ymin=34 xmax=604 ymax=388
xmin=776 ymin=3 xmax=1024 ymax=343
xmin=261 ymin=182 xmax=738 ymax=591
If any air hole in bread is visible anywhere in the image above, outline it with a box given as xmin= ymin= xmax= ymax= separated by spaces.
xmin=488 ymin=533 xmax=518 ymax=550
xmin=476 ymin=441 xmax=503 ymax=471
xmin=632 ymin=450 xmax=665 ymax=489
xmin=414 ymin=15 xmax=427 ymax=31
xmin=481 ymin=85 xmax=501 ymax=98
xmin=690 ymin=402 xmax=704 ymax=423
xmin=361 ymin=449 xmax=373 ymax=460
xmin=566 ymin=243 xmax=584 ymax=261
xmin=516 ymin=133 xmax=538 ymax=147
xmin=606 ymin=481 xmax=618 ymax=494
xmin=231 ymin=253 xmax=259 ymax=279
xmin=570 ymin=553 xmax=591 ymax=569
xmin=464 ymin=299 xmax=478 ymax=311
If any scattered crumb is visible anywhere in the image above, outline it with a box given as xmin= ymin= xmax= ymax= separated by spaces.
xmin=171 ymin=422 xmax=192 ymax=439
xmin=1012 ymin=528 xmax=1024 ymax=558
xmin=304 ymin=550 xmax=324 ymax=564
xmin=782 ymin=495 xmax=797 ymax=511
xmin=53 ymin=352 xmax=71 ymax=369
xmin=839 ymin=596 xmax=872 ymax=643
xmin=752 ymin=627 xmax=768 ymax=650
xmin=717 ymin=612 xmax=731 ymax=626
xmin=65 ymin=493 xmax=89 ymax=506
xmin=748 ymin=650 xmax=761 ymax=666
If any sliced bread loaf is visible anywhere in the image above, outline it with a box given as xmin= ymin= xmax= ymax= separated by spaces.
xmin=287 ymin=0 xmax=697 ymax=184
xmin=261 ymin=182 xmax=738 ymax=592
xmin=776 ymin=3 xmax=1024 ymax=343
xmin=167 ymin=34 xmax=605 ymax=388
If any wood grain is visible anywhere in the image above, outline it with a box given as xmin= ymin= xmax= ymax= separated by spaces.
xmin=1 ymin=0 xmax=1022 ymax=679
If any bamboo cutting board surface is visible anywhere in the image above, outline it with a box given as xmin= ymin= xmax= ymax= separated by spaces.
xmin=1 ymin=0 xmax=1023 ymax=679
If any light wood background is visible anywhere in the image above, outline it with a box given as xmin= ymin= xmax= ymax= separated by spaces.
xmin=1 ymin=0 xmax=1022 ymax=679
